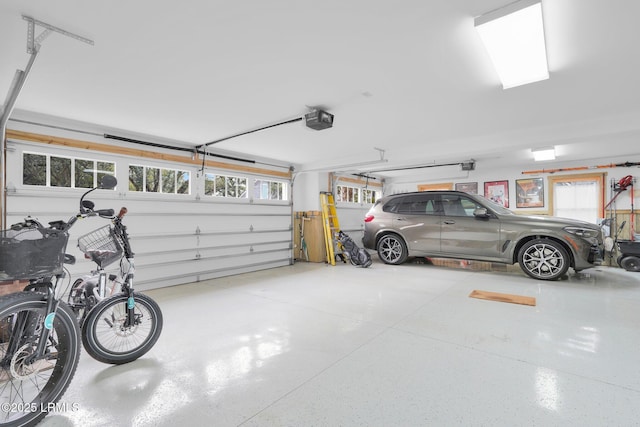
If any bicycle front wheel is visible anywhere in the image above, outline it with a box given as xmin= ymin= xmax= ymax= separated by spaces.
xmin=0 ymin=292 xmax=81 ymax=427
xmin=81 ymin=292 xmax=162 ymax=365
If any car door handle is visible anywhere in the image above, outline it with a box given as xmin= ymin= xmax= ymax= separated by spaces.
xmin=443 ymin=220 xmax=456 ymax=224
xmin=396 ymin=217 xmax=406 ymax=221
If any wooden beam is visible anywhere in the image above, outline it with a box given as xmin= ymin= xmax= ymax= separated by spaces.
xmin=417 ymin=182 xmax=454 ymax=191
xmin=337 ymin=175 xmax=383 ymax=187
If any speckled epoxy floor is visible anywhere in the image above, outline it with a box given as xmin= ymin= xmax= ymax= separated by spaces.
xmin=40 ymin=260 xmax=640 ymax=426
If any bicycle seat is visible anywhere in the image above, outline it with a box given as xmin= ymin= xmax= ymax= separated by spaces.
xmin=64 ymin=254 xmax=76 ymax=265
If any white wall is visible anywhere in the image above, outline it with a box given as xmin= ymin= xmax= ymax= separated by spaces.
xmin=291 ymin=171 xmax=328 ymax=212
xmin=291 ymin=171 xmax=378 ymax=243
xmin=384 ymin=157 xmax=639 ymax=214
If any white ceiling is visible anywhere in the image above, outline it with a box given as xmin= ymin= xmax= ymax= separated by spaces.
xmin=2 ymin=0 xmax=640 ymax=178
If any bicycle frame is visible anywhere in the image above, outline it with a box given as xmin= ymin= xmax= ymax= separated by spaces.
xmin=1 ymin=280 xmax=59 ymax=366
xmin=105 ymin=211 xmax=139 ymax=328
xmin=70 ymin=206 xmax=138 ymax=318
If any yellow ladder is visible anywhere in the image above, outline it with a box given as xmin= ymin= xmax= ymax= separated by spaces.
xmin=320 ymin=192 xmax=342 ymax=265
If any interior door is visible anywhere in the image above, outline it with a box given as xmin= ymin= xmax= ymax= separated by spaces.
xmin=439 ymin=194 xmax=502 ymax=259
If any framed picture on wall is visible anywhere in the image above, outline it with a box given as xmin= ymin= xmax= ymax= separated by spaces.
xmin=484 ymin=180 xmax=509 ymax=208
xmin=455 ymin=182 xmax=478 ymax=194
xmin=516 ymin=178 xmax=544 ymax=208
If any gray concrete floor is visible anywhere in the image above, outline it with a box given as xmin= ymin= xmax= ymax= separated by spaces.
xmin=41 ymin=260 xmax=640 ymax=426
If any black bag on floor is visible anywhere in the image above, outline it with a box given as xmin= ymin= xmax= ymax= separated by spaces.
xmin=337 ymin=231 xmax=372 ymax=268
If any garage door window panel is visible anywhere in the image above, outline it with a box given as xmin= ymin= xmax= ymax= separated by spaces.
xmin=75 ymin=159 xmax=95 ymax=188
xmin=254 ymin=180 xmax=288 ymax=201
xmin=23 ymin=153 xmax=47 ymax=186
xmin=23 ymin=152 xmax=115 ymax=189
xmin=362 ymin=189 xmax=378 ymax=204
xmin=145 ymin=167 xmax=160 ymax=192
xmin=50 ymin=157 xmax=71 ymax=187
xmin=176 ymin=171 xmax=190 ymax=194
xmin=129 ymin=165 xmax=191 ymax=194
xmin=205 ymin=173 xmax=248 ymax=198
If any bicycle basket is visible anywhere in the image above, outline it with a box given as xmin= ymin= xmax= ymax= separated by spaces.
xmin=0 ymin=225 xmax=69 ymax=280
xmin=77 ymin=225 xmax=123 ymax=268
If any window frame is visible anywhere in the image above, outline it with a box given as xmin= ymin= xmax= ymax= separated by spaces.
xmin=336 ymin=184 xmax=380 ymax=205
xmin=548 ymin=172 xmax=606 ymax=222
xmin=9 ymin=140 xmax=290 ymax=206
xmin=22 ymin=151 xmax=116 ymax=190
xmin=253 ymin=178 xmax=289 ymax=201
xmin=204 ymin=172 xmax=248 ymax=199
xmin=128 ymin=163 xmax=191 ymax=195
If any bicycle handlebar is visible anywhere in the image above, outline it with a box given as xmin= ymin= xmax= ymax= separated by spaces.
xmin=15 ymin=197 xmax=123 ymax=233
xmin=96 ymin=209 xmax=115 ymax=218
xmin=61 ymin=207 xmax=116 ymax=230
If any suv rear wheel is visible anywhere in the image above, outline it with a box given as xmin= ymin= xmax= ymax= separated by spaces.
xmin=377 ymin=234 xmax=408 ymax=265
xmin=518 ymin=238 xmax=570 ymax=280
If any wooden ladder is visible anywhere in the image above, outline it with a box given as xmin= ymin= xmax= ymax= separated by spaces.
xmin=319 ymin=192 xmax=342 ymax=265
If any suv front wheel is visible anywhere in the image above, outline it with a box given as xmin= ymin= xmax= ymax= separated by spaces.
xmin=377 ymin=234 xmax=408 ymax=265
xmin=518 ymin=238 xmax=570 ymax=280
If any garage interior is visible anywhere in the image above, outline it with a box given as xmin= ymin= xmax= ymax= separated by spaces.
xmin=1 ymin=0 xmax=640 ymax=426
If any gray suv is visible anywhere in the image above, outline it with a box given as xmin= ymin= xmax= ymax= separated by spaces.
xmin=362 ymin=191 xmax=604 ymax=280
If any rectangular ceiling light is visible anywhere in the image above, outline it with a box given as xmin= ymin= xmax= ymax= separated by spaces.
xmin=532 ymin=147 xmax=555 ymax=161
xmin=475 ymin=0 xmax=549 ymax=89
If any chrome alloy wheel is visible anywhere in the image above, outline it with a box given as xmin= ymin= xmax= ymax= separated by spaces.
xmin=377 ymin=234 xmax=408 ymax=265
xmin=519 ymin=239 xmax=569 ymax=280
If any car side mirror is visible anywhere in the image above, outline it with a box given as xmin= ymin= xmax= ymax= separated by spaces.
xmin=473 ymin=208 xmax=490 ymax=218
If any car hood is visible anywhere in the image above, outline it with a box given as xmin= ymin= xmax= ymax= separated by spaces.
xmin=501 ymin=214 xmax=601 ymax=230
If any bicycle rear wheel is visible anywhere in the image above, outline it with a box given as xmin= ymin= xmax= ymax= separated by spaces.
xmin=81 ymin=293 xmax=162 ymax=365
xmin=0 ymin=292 xmax=81 ymax=426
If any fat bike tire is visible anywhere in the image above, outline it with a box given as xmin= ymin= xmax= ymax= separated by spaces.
xmin=81 ymin=293 xmax=162 ymax=365
xmin=0 ymin=292 xmax=81 ymax=427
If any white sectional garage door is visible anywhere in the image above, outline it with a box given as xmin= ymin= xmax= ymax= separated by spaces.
xmin=4 ymin=131 xmax=292 ymax=291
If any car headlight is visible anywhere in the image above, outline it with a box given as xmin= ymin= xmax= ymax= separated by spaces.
xmin=563 ymin=226 xmax=600 ymax=238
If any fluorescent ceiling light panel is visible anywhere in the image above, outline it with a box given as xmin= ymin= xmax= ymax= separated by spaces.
xmin=475 ymin=0 xmax=549 ymax=89
xmin=532 ymin=147 xmax=555 ymax=161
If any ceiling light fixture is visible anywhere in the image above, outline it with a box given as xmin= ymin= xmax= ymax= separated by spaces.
xmin=532 ymin=147 xmax=555 ymax=161
xmin=475 ymin=0 xmax=549 ymax=89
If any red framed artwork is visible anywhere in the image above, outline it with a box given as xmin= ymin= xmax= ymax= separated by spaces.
xmin=484 ymin=180 xmax=509 ymax=208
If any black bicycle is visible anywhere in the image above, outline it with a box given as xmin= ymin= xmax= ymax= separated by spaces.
xmin=0 ymin=175 xmax=162 ymax=426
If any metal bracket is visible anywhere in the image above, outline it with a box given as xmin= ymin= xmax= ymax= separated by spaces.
xmin=1 ymin=15 xmax=94 ymax=229
xmin=23 ymin=15 xmax=94 ymax=54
